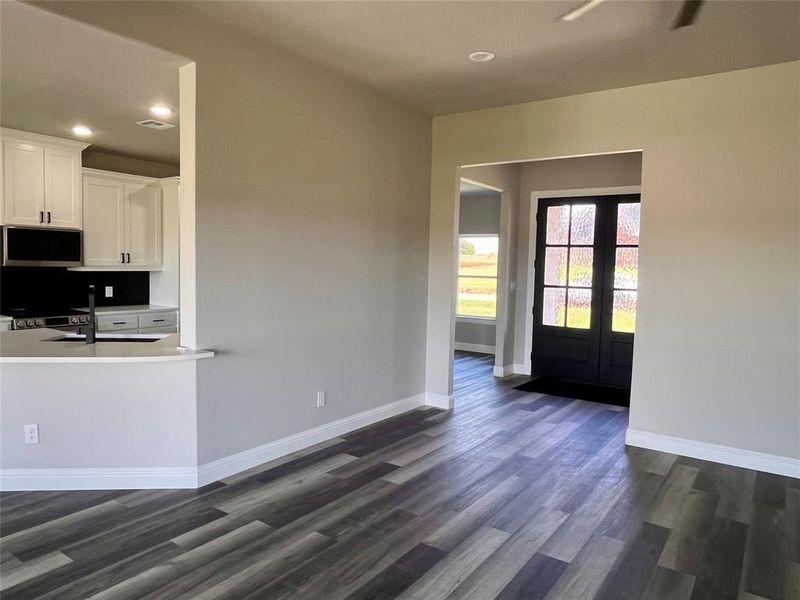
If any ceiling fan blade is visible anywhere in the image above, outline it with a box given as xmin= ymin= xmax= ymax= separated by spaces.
xmin=672 ymin=0 xmax=704 ymax=29
xmin=560 ymin=0 xmax=609 ymax=22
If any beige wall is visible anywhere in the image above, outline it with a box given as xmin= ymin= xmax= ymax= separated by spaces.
xmin=44 ymin=2 xmax=433 ymax=464
xmin=429 ymin=62 xmax=800 ymax=460
xmin=82 ymin=150 xmax=179 ymax=178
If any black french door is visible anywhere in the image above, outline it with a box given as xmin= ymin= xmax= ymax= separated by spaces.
xmin=531 ymin=195 xmax=640 ymax=387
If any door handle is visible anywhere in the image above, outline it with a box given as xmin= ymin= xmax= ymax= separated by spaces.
xmin=39 ymin=211 xmax=44 ymax=223
xmin=47 ymin=211 xmax=51 ymax=224
xmin=126 ymin=253 xmax=131 ymax=263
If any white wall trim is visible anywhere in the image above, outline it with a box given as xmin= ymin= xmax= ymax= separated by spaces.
xmin=626 ymin=428 xmax=800 ymax=479
xmin=522 ymin=186 xmax=642 ymax=372
xmin=179 ymin=62 xmax=197 ymax=349
xmin=454 ymin=342 xmax=495 ymax=354
xmin=512 ymin=363 xmax=529 ymax=375
xmin=0 ymin=467 xmax=198 ymax=491
xmin=424 ymin=392 xmax=454 ymax=410
xmin=493 ymin=364 xmax=515 ymax=377
xmin=197 ymin=394 xmax=425 ymax=485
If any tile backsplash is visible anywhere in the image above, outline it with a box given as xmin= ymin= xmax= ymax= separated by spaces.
xmin=0 ymin=268 xmax=149 ymax=312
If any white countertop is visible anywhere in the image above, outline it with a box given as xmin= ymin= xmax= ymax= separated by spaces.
xmin=0 ymin=328 xmax=213 ymax=363
xmin=71 ymin=304 xmax=179 ymax=316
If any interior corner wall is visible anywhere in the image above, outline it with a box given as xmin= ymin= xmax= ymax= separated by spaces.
xmin=82 ymin=150 xmax=180 ymax=178
xmin=513 ymin=153 xmax=643 ymax=367
xmin=429 ymin=62 xmax=800 ymax=461
xmin=43 ymin=2 xmax=433 ymax=465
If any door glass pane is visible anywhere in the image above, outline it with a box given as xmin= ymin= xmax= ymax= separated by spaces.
xmin=546 ymin=205 xmax=569 ymax=245
xmin=568 ymin=247 xmax=593 ymax=287
xmin=566 ymin=288 xmax=591 ymax=329
xmin=616 ymin=203 xmax=640 ymax=245
xmin=458 ymin=277 xmax=497 ymax=318
xmin=459 ymin=236 xmax=498 ymax=276
xmin=614 ymin=247 xmax=639 ymax=290
xmin=612 ymin=290 xmax=637 ymax=333
xmin=542 ymin=288 xmax=566 ymax=326
xmin=570 ymin=204 xmax=596 ymax=244
xmin=544 ymin=247 xmax=568 ymax=285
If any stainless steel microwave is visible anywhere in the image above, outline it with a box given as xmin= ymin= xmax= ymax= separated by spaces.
xmin=1 ymin=226 xmax=83 ymax=267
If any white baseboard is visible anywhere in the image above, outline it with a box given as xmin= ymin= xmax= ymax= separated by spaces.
xmin=493 ymin=364 xmax=514 ymax=378
xmin=454 ymin=342 xmax=495 ymax=354
xmin=424 ymin=392 xmax=454 ymax=410
xmin=197 ymin=394 xmax=425 ymax=486
xmin=512 ymin=363 xmax=529 ymax=375
xmin=0 ymin=467 xmax=198 ymax=491
xmin=626 ymin=428 xmax=800 ymax=478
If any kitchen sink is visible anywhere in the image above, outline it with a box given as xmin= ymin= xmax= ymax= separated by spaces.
xmin=49 ymin=333 xmax=167 ymax=343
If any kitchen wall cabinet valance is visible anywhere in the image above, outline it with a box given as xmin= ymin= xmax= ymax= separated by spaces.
xmin=1 ymin=128 xmax=89 ymax=230
xmin=82 ymin=168 xmax=162 ymax=270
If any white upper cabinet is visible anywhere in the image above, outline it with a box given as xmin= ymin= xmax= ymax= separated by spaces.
xmin=81 ymin=169 xmax=163 ymax=270
xmin=83 ymin=176 xmax=125 ymax=266
xmin=125 ymin=183 xmax=161 ymax=268
xmin=1 ymin=129 xmax=88 ymax=229
xmin=3 ymin=141 xmax=45 ymax=226
xmin=44 ymin=147 xmax=83 ymax=229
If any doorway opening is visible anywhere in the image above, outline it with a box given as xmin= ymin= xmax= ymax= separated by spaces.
xmin=449 ymin=152 xmax=642 ymax=408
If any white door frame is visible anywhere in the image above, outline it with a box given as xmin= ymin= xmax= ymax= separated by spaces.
xmin=522 ymin=185 xmax=642 ymax=374
xmin=457 ymin=177 xmax=509 ymax=377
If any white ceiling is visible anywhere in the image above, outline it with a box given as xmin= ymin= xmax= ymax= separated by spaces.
xmin=183 ymin=0 xmax=800 ymax=115
xmin=0 ymin=2 xmax=185 ymax=163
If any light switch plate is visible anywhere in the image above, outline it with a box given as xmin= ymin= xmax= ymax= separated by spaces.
xmin=105 ymin=286 xmax=114 ymax=298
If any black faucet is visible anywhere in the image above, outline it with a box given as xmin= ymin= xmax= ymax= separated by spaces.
xmin=82 ymin=285 xmax=97 ymax=344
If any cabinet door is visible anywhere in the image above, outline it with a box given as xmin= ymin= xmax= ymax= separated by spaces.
xmin=83 ymin=177 xmax=125 ymax=266
xmin=125 ymin=183 xmax=162 ymax=268
xmin=44 ymin=148 xmax=82 ymax=229
xmin=3 ymin=141 xmax=45 ymax=226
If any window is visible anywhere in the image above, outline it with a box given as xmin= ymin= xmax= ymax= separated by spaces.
xmin=457 ymin=235 xmax=499 ymax=318
xmin=611 ymin=203 xmax=640 ymax=333
xmin=542 ymin=204 xmax=596 ymax=329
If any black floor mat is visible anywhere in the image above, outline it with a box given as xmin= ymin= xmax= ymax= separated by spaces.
xmin=514 ymin=376 xmax=630 ymax=407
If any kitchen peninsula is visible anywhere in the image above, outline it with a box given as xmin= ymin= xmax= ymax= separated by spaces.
xmin=0 ymin=330 xmax=213 ymax=490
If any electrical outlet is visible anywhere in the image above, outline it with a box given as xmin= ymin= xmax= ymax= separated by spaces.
xmin=316 ymin=391 xmax=326 ymax=408
xmin=105 ymin=286 xmax=114 ymax=298
xmin=24 ymin=424 xmax=39 ymax=444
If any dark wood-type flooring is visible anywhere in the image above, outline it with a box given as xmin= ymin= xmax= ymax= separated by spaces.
xmin=1 ymin=351 xmax=797 ymax=599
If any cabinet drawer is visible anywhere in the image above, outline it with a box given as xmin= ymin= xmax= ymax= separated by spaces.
xmin=139 ymin=312 xmax=177 ymax=330
xmin=97 ymin=315 xmax=138 ymax=331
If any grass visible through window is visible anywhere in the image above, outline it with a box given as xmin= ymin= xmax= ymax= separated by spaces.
xmin=458 ymin=236 xmax=498 ymax=318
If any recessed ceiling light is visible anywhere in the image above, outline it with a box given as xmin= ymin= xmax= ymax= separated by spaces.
xmin=71 ymin=125 xmax=92 ymax=137
xmin=149 ymin=105 xmax=173 ymax=118
xmin=468 ymin=51 xmax=495 ymax=63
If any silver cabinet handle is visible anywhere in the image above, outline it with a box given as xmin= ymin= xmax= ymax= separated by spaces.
xmin=47 ymin=211 xmax=51 ymax=224
xmin=126 ymin=253 xmax=131 ymax=263
xmin=121 ymin=252 xmax=125 ymax=263
xmin=39 ymin=211 xmax=44 ymax=223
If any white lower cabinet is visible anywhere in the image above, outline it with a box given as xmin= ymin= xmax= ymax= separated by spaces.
xmin=82 ymin=169 xmax=162 ymax=269
xmin=96 ymin=311 xmax=178 ymax=334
